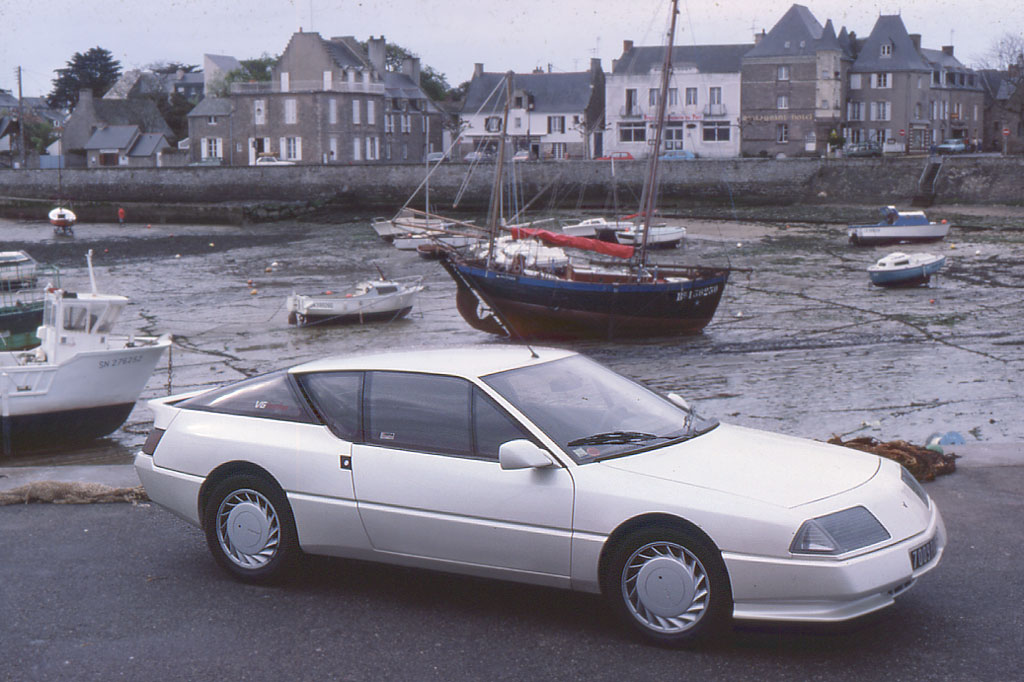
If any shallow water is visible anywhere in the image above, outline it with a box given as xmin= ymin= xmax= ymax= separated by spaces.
xmin=3 ymin=211 xmax=1022 ymax=465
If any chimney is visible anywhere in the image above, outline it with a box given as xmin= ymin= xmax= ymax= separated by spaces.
xmin=402 ymin=56 xmax=420 ymax=84
xmin=367 ymin=35 xmax=387 ymax=74
xmin=474 ymin=62 xmax=484 ymax=78
xmin=623 ymin=40 xmax=634 ymax=53
xmin=942 ymin=45 xmax=954 ymax=56
xmin=590 ymin=57 xmax=601 ymax=73
xmin=77 ymin=88 xmax=93 ymax=110
xmin=755 ymin=29 xmax=765 ymax=45
xmin=909 ymin=34 xmax=921 ymax=50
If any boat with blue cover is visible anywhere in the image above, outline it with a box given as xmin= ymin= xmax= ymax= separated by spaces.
xmin=848 ymin=207 xmax=950 ymax=245
xmin=868 ymin=252 xmax=946 ymax=287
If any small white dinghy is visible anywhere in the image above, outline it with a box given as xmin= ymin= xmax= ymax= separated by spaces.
xmin=286 ymin=276 xmax=425 ymax=326
xmin=868 ymin=252 xmax=946 ymax=287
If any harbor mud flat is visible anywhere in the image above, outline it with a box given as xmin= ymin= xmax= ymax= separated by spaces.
xmin=2 ymin=207 xmax=1022 ymax=466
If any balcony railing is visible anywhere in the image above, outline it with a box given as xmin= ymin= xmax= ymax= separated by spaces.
xmin=231 ymin=80 xmax=387 ymax=96
xmin=703 ymin=103 xmax=727 ymax=117
xmin=619 ymin=105 xmax=646 ymax=118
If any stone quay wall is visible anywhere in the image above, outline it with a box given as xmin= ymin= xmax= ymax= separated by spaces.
xmin=1 ymin=156 xmax=1021 ymax=224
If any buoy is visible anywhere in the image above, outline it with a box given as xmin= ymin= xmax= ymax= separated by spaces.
xmin=975 ymin=250 xmax=981 ymax=255
xmin=264 ymin=267 xmax=272 ymax=273
xmin=929 ymin=299 xmax=935 ymax=304
xmin=949 ymin=243 xmax=956 ymax=249
xmin=250 ymin=288 xmax=258 ymax=295
xmin=175 ymin=254 xmax=181 ymax=258
xmin=325 ymin=290 xmax=333 ymax=295
xmin=246 ymin=279 xmax=253 ymax=286
xmin=104 ymin=248 xmax=108 ymax=253
xmin=271 ymin=261 xmax=279 ymax=267
xmin=209 ymin=242 xmax=215 ymax=247
xmin=736 ymin=311 xmax=743 ymax=317
xmin=146 ymin=224 xmax=152 ymax=229
xmin=736 ymin=242 xmax=743 ymax=247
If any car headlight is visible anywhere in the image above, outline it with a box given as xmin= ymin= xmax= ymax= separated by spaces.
xmin=790 ymin=506 xmax=891 ymax=555
xmin=901 ymin=466 xmax=929 ymax=507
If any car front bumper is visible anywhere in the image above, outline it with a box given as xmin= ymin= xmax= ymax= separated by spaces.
xmin=723 ymin=503 xmax=946 ymax=622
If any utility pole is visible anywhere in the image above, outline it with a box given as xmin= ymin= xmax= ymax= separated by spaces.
xmin=16 ymin=66 xmax=27 ymax=169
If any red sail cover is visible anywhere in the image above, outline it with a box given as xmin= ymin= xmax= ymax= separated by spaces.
xmin=508 ymin=227 xmax=635 ymax=259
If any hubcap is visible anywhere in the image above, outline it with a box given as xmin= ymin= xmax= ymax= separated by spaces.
xmin=621 ymin=541 xmax=710 ymax=633
xmin=216 ymin=488 xmax=280 ymax=569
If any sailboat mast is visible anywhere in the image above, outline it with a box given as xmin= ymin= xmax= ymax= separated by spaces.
xmin=486 ymin=72 xmax=515 ymax=267
xmin=637 ymin=0 xmax=679 ymax=268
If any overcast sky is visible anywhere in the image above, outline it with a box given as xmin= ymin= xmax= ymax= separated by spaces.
xmin=2 ymin=0 xmax=1020 ymax=98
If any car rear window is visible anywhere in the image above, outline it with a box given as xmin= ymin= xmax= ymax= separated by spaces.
xmin=179 ymin=371 xmax=316 ymax=423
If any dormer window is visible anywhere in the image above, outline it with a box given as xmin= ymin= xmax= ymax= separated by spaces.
xmin=880 ymin=43 xmax=893 ymax=57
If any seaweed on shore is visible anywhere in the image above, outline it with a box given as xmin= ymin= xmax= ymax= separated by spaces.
xmin=828 ymin=435 xmax=958 ymax=481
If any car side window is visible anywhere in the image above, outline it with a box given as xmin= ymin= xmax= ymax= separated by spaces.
xmin=473 ymin=388 xmax=534 ymax=460
xmin=178 ymin=371 xmax=315 ymax=423
xmin=297 ymin=371 xmax=363 ymax=441
xmin=366 ymin=371 xmax=472 ymax=456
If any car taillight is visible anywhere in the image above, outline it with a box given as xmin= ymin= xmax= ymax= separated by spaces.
xmin=142 ymin=428 xmax=165 ymax=455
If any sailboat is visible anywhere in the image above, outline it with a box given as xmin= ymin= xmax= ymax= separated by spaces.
xmin=437 ymin=0 xmax=729 ymax=340
xmin=48 ymin=134 xmax=75 ymax=236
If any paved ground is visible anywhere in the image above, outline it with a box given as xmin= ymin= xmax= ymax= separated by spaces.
xmin=0 ymin=445 xmax=1022 ymax=680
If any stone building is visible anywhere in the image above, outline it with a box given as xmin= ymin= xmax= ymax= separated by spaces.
xmin=459 ymin=60 xmax=604 ymax=160
xmin=740 ymin=4 xmax=850 ymax=157
xmin=980 ymin=65 xmax=1023 ymax=153
xmin=605 ymin=41 xmax=751 ymax=159
xmin=188 ymin=31 xmax=444 ymax=166
xmin=844 ymin=15 xmax=985 ymax=153
xmin=60 ymin=89 xmax=173 ymax=167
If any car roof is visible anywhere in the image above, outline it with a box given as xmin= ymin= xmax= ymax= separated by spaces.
xmin=289 ymin=345 xmax=577 ymax=379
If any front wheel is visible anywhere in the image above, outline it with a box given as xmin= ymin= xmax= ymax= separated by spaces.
xmin=203 ymin=473 xmax=300 ymax=583
xmin=603 ymin=525 xmax=732 ymax=646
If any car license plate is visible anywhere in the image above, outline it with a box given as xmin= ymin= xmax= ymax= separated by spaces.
xmin=910 ymin=537 xmax=937 ymax=570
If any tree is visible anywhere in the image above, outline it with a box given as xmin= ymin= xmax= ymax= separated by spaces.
xmin=210 ymin=54 xmax=278 ymax=97
xmin=147 ymin=61 xmax=200 ymax=76
xmin=24 ymin=118 xmax=57 ymax=154
xmin=46 ymin=47 xmax=122 ymax=110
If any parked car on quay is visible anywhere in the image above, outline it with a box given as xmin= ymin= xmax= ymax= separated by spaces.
xmin=425 ymin=151 xmax=449 ymax=163
xmin=511 ymin=150 xmax=531 ymax=161
xmin=463 ymin=150 xmax=495 ymax=162
xmin=934 ymin=138 xmax=968 ymax=154
xmin=595 ymin=151 xmax=635 ymax=161
xmin=660 ymin=150 xmax=696 ymax=161
xmin=136 ymin=346 xmax=946 ymax=647
xmin=255 ymin=156 xmax=295 ymax=166
xmin=845 ymin=141 xmax=883 ymax=157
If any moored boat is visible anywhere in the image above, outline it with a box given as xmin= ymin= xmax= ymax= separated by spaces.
xmin=0 ymin=251 xmax=39 ymax=290
xmin=615 ymin=224 xmax=686 ymax=249
xmin=868 ymin=252 xmax=946 ymax=287
xmin=286 ymin=276 xmax=425 ymax=326
xmin=0 ymin=252 xmax=171 ymax=455
xmin=848 ymin=207 xmax=950 ymax=245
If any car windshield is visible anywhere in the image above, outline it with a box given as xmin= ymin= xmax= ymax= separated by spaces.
xmin=482 ymin=355 xmax=717 ymax=463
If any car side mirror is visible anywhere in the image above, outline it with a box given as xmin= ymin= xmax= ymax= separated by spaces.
xmin=667 ymin=393 xmax=691 ymax=412
xmin=499 ymin=439 xmax=555 ymax=470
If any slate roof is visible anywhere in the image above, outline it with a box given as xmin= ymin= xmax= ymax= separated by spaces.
xmin=187 ymin=97 xmax=233 ymax=117
xmin=0 ymin=91 xmax=18 ymax=109
xmin=745 ymin=4 xmax=828 ymax=58
xmin=325 ymin=36 xmax=371 ymax=70
xmin=383 ymin=71 xmax=440 ymax=112
xmin=614 ymin=44 xmax=753 ymax=75
xmin=128 ymin=132 xmax=168 ymax=157
xmin=850 ymin=15 xmax=932 ymax=72
xmin=205 ymin=54 xmax=242 ymax=73
xmin=91 ymin=98 xmax=173 ymax=137
xmin=463 ymin=71 xmax=595 ymax=114
xmin=979 ymin=69 xmax=1016 ymax=101
xmin=84 ymin=125 xmax=140 ymax=150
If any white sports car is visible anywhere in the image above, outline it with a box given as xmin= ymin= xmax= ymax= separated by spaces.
xmin=135 ymin=346 xmax=945 ymax=645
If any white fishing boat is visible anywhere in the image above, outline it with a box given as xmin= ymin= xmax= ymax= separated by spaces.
xmin=0 ymin=251 xmax=171 ymax=455
xmin=868 ymin=252 xmax=946 ymax=287
xmin=848 ymin=207 xmax=950 ymax=245
xmin=562 ymin=217 xmax=633 ymax=239
xmin=48 ymin=207 xmax=77 ymax=236
xmin=286 ymin=276 xmax=425 ymax=327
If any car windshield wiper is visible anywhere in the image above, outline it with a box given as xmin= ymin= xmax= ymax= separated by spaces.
xmin=568 ymin=431 xmax=669 ymax=447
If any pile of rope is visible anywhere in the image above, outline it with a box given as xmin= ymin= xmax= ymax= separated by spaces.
xmin=827 ymin=436 xmax=958 ymax=481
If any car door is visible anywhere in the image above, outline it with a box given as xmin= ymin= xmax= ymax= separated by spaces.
xmin=349 ymin=370 xmax=574 ymax=578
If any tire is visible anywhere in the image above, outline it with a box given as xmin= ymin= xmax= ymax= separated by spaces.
xmin=602 ymin=524 xmax=732 ymax=647
xmin=203 ymin=473 xmax=300 ymax=583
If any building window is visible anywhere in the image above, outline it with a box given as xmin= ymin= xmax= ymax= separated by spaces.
xmin=552 ymin=142 xmax=567 ymax=159
xmin=353 ymin=100 xmax=361 ymax=125
xmin=280 ymin=72 xmax=289 ymax=92
xmin=874 ymin=73 xmax=890 ymax=88
xmin=254 ymin=99 xmax=266 ymax=125
xmin=283 ymin=136 xmax=301 ymax=160
xmin=848 ymin=101 xmax=863 ymax=121
xmin=618 ymin=121 xmax=646 ymax=143
xmin=709 ymin=87 xmax=722 ymax=105
xmin=777 ymin=94 xmax=789 ymax=110
xmin=402 ymin=142 xmax=408 ymax=160
xmin=353 ymin=137 xmax=361 ymax=161
xmin=323 ymin=70 xmax=333 ymax=90
xmin=685 ymin=87 xmax=697 ymax=106
xmin=385 ymin=114 xmax=394 ymax=133
xmin=329 ymin=98 xmax=338 ymax=125
xmin=284 ymin=99 xmax=297 ymax=124
xmin=367 ymin=99 xmax=375 ymax=122
xmin=777 ymin=65 xmax=790 ymax=81
xmin=207 ymin=116 xmax=217 ymax=125
xmin=485 ymin=116 xmax=502 ymax=132
xmin=514 ymin=116 xmax=522 ymax=129
xmin=880 ymin=43 xmax=892 ymax=57
xmin=624 ymin=88 xmax=638 ymax=115
xmin=850 ymin=74 xmax=862 ymax=89
xmin=915 ymin=102 xmax=922 ymax=119
xmin=776 ymin=124 xmax=789 ymax=143
xmin=664 ymin=122 xmax=684 ymax=149
xmin=821 ymin=99 xmax=829 ymax=109
xmin=701 ymin=121 xmax=730 ymax=142
xmin=547 ymin=116 xmax=566 ymax=134
xmin=514 ymin=95 xmax=523 ymax=108
xmin=202 ymin=137 xmax=222 ymax=159
xmin=401 ymin=114 xmax=412 ymax=133
xmin=366 ymin=136 xmax=379 ymax=160
xmin=871 ymin=101 xmax=890 ymax=121
xmin=668 ymin=88 xmax=678 ymax=105
xmin=649 ymin=88 xmax=659 ymax=106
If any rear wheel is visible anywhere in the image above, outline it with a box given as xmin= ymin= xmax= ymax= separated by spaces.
xmin=603 ymin=525 xmax=732 ymax=646
xmin=203 ymin=473 xmax=299 ymax=583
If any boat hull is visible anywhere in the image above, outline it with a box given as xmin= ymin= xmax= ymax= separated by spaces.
xmin=442 ymin=258 xmax=728 ymax=340
xmin=291 ymin=306 xmax=414 ymax=326
xmin=869 ymin=258 xmax=945 ymax=287
xmin=848 ymin=222 xmax=949 ymax=245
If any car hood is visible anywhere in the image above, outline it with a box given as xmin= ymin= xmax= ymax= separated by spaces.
xmin=596 ymin=423 xmax=880 ymax=508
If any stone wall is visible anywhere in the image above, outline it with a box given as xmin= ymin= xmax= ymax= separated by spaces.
xmin=1 ymin=156 xmax=1021 ymax=223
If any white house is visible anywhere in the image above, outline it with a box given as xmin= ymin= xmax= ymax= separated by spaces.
xmin=605 ymin=41 xmax=751 ymax=159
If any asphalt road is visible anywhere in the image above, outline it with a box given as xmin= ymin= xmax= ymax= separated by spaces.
xmin=2 ymin=461 xmax=1022 ymax=682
